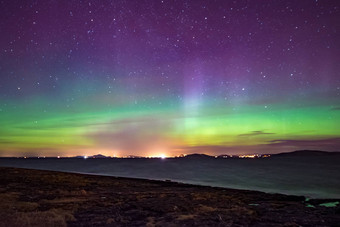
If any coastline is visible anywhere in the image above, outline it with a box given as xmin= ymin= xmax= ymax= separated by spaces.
xmin=0 ymin=167 xmax=339 ymax=226
xmin=11 ymin=168 xmax=338 ymax=200
xmin=1 ymin=155 xmax=339 ymax=199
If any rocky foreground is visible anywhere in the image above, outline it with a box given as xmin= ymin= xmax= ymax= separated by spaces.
xmin=0 ymin=167 xmax=339 ymax=226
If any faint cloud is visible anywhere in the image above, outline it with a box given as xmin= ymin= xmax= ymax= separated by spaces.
xmin=87 ymin=116 xmax=178 ymax=156
xmin=176 ymin=137 xmax=340 ymax=155
xmin=238 ymin=130 xmax=275 ymax=137
xmin=268 ymin=138 xmax=340 ymax=151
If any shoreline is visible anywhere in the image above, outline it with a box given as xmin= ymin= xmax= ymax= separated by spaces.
xmin=1 ymin=167 xmax=339 ymax=226
xmin=1 ymin=154 xmax=339 ymax=200
xmin=2 ymin=164 xmax=339 ymax=200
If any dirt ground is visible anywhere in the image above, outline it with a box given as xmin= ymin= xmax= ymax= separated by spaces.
xmin=0 ymin=167 xmax=339 ymax=226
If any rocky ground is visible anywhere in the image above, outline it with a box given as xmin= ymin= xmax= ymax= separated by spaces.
xmin=0 ymin=167 xmax=339 ymax=226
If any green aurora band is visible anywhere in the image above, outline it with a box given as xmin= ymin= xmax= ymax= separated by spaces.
xmin=0 ymin=94 xmax=339 ymax=157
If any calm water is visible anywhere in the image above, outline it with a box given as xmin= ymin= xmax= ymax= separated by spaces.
xmin=1 ymin=155 xmax=339 ymax=199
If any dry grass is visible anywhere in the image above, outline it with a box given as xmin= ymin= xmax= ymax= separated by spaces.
xmin=0 ymin=193 xmax=39 ymax=212
xmin=176 ymin=214 xmax=196 ymax=220
xmin=0 ymin=167 xmax=338 ymax=226
xmin=0 ymin=209 xmax=75 ymax=227
xmin=0 ymin=192 xmax=75 ymax=227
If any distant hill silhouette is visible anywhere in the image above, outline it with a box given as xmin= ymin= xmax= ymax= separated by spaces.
xmin=8 ymin=150 xmax=339 ymax=159
xmin=89 ymin=154 xmax=110 ymax=159
xmin=183 ymin=153 xmax=214 ymax=159
xmin=271 ymin=150 xmax=340 ymax=157
xmin=183 ymin=150 xmax=340 ymax=159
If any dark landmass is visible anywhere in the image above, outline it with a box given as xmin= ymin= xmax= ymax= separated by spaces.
xmin=2 ymin=150 xmax=340 ymax=160
xmin=0 ymin=167 xmax=339 ymax=226
xmin=73 ymin=154 xmax=111 ymax=159
xmin=271 ymin=150 xmax=340 ymax=157
xmin=180 ymin=150 xmax=340 ymax=160
xmin=183 ymin=153 xmax=215 ymax=159
xmin=88 ymin=154 xmax=110 ymax=159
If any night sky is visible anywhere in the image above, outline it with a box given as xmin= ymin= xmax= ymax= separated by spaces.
xmin=0 ymin=0 xmax=339 ymax=157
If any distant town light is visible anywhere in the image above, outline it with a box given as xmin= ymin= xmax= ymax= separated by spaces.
xmin=160 ymin=154 xmax=166 ymax=159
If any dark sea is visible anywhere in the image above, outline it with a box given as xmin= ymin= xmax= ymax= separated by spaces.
xmin=1 ymin=154 xmax=339 ymax=199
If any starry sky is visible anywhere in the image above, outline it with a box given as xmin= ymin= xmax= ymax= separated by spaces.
xmin=0 ymin=0 xmax=339 ymax=157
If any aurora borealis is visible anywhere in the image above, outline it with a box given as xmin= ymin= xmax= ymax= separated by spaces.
xmin=0 ymin=0 xmax=339 ymax=157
